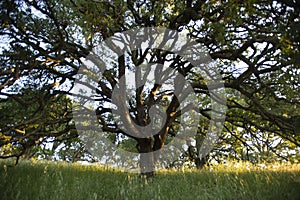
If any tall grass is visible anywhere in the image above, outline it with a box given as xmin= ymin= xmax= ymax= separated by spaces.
xmin=0 ymin=159 xmax=299 ymax=200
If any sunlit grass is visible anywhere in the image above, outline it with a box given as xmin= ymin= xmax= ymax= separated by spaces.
xmin=0 ymin=159 xmax=299 ymax=200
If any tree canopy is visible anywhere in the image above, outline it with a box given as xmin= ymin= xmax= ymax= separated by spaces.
xmin=0 ymin=0 xmax=299 ymax=175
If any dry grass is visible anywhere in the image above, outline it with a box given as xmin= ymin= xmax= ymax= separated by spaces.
xmin=0 ymin=159 xmax=299 ymax=200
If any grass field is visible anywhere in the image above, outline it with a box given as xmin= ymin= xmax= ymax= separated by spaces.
xmin=0 ymin=159 xmax=299 ymax=200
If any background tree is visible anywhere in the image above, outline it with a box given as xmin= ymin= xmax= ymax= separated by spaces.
xmin=0 ymin=0 xmax=299 ymax=176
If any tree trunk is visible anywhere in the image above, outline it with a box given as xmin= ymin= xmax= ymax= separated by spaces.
xmin=195 ymin=156 xmax=208 ymax=169
xmin=138 ymin=138 xmax=155 ymax=178
xmin=153 ymin=134 xmax=164 ymax=163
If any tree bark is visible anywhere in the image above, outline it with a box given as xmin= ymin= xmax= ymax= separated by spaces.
xmin=138 ymin=138 xmax=155 ymax=178
xmin=195 ymin=156 xmax=208 ymax=169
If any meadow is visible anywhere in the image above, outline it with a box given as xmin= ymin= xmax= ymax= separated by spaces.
xmin=0 ymin=159 xmax=299 ymax=200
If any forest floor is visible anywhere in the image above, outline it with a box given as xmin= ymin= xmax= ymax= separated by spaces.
xmin=0 ymin=159 xmax=299 ymax=200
